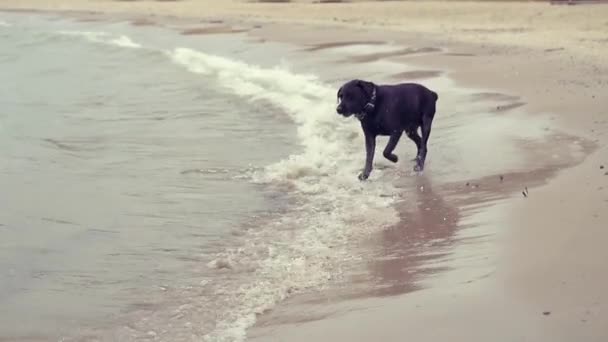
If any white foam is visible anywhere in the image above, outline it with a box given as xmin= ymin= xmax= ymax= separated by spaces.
xmin=0 ymin=20 xmax=11 ymax=27
xmin=207 ymin=258 xmax=233 ymax=270
xmin=169 ymin=47 xmax=400 ymax=342
xmin=110 ymin=35 xmax=142 ymax=49
xmin=170 ymin=48 xmax=389 ymax=185
xmin=57 ymin=30 xmax=142 ymax=49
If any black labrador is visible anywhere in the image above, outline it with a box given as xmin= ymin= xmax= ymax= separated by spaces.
xmin=336 ymin=79 xmax=438 ymax=180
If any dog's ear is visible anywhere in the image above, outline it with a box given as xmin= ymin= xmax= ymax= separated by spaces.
xmin=356 ymin=80 xmax=374 ymax=98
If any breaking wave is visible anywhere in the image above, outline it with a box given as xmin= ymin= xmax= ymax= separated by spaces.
xmin=169 ymin=47 xmax=400 ymax=342
xmin=57 ymin=30 xmax=142 ymax=48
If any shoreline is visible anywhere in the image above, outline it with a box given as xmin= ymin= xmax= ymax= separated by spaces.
xmin=2 ymin=1 xmax=607 ymax=341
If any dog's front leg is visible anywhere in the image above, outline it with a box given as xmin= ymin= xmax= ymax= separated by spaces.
xmin=359 ymin=132 xmax=376 ymax=181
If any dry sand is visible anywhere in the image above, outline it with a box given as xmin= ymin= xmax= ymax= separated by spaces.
xmin=2 ymin=1 xmax=607 ymax=341
xmin=2 ymin=0 xmax=608 ymax=64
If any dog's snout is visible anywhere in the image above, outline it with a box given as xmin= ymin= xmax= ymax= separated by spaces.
xmin=336 ymin=105 xmax=344 ymax=114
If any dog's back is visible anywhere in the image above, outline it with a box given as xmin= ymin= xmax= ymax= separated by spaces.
xmin=378 ymin=82 xmax=438 ymax=123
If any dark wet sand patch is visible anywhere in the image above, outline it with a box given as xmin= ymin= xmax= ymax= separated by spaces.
xmin=494 ymin=101 xmax=527 ymax=112
xmin=470 ymin=92 xmax=520 ymax=103
xmin=247 ymin=38 xmax=267 ymax=44
xmin=444 ymin=52 xmax=477 ymax=57
xmin=391 ymin=70 xmax=443 ymax=80
xmin=41 ymin=217 xmax=78 ymax=226
xmin=88 ymin=228 xmax=120 ymax=235
xmin=180 ymin=26 xmax=249 ymax=35
xmin=469 ymin=92 xmax=526 ymax=112
xmin=131 ymin=18 xmax=157 ymax=26
xmin=314 ymin=0 xmax=351 ymax=3
xmin=42 ymin=137 xmax=104 ymax=153
xmin=461 ymin=27 xmax=531 ymax=34
xmin=303 ymin=40 xmax=386 ymax=52
xmin=345 ymin=46 xmax=442 ymax=63
xmin=43 ymin=138 xmax=79 ymax=152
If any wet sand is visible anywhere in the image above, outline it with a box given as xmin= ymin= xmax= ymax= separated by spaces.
xmin=2 ymin=1 xmax=608 ymax=341
xmin=246 ymin=22 xmax=608 ymax=341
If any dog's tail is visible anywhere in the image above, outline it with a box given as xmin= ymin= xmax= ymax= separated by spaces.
xmin=424 ymin=90 xmax=439 ymax=120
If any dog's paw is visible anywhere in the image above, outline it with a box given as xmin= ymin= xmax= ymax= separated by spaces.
xmin=358 ymin=172 xmax=370 ymax=181
xmin=413 ymin=164 xmax=424 ymax=173
xmin=384 ymin=154 xmax=398 ymax=163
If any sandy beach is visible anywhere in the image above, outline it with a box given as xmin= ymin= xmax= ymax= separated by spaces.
xmin=2 ymin=1 xmax=607 ymax=341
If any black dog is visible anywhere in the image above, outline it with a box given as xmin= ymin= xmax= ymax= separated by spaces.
xmin=336 ymin=79 xmax=438 ymax=180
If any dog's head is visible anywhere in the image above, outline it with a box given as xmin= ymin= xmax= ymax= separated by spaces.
xmin=336 ymin=79 xmax=376 ymax=119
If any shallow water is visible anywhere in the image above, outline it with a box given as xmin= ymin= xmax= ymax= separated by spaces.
xmin=0 ymin=13 xmax=300 ymax=341
xmin=0 ymin=12 xmax=576 ymax=342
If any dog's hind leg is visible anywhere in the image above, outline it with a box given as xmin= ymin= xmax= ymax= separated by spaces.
xmin=405 ymin=127 xmax=422 ymax=161
xmin=383 ymin=131 xmax=402 ymax=163
xmin=415 ymin=114 xmax=434 ymax=172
